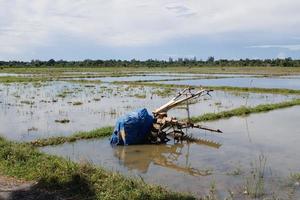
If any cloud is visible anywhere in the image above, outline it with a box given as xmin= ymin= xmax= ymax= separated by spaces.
xmin=248 ymin=44 xmax=300 ymax=51
xmin=1 ymin=0 xmax=300 ymax=58
xmin=277 ymin=52 xmax=287 ymax=59
xmin=165 ymin=4 xmax=197 ymax=17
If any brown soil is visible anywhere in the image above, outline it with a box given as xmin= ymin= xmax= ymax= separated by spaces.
xmin=0 ymin=175 xmax=68 ymax=200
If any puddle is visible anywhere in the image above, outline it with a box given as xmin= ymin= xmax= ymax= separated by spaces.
xmin=0 ymin=81 xmax=297 ymax=141
xmin=41 ymin=106 xmax=300 ymax=199
xmin=158 ymin=77 xmax=300 ymax=90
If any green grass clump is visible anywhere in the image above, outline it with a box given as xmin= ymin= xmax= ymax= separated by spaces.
xmin=189 ymin=99 xmax=300 ymax=123
xmin=2 ymin=66 xmax=300 ymax=76
xmin=0 ymin=136 xmax=194 ymax=199
xmin=30 ymin=127 xmax=114 ymax=147
xmin=152 ymin=88 xmax=175 ymax=97
xmin=54 ymin=119 xmax=70 ymax=123
xmin=20 ymin=100 xmax=35 ymax=105
xmin=244 ymin=155 xmax=267 ymax=198
xmin=290 ymin=173 xmax=300 ymax=182
xmin=133 ymin=93 xmax=147 ymax=99
xmin=72 ymin=101 xmax=83 ymax=106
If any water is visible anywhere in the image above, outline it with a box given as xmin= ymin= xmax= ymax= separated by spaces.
xmin=158 ymin=77 xmax=300 ymax=90
xmin=0 ymin=81 xmax=296 ymax=141
xmin=67 ymin=75 xmax=196 ymax=82
xmin=41 ymin=106 xmax=300 ymax=198
xmin=0 ymin=73 xmax=32 ymax=77
xmin=65 ymin=73 xmax=265 ymax=82
xmin=141 ymin=73 xmax=261 ymax=77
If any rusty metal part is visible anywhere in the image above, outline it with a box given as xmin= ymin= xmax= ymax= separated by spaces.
xmin=150 ymin=87 xmax=222 ymax=144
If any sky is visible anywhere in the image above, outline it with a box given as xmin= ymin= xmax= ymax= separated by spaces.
xmin=0 ymin=0 xmax=300 ymax=61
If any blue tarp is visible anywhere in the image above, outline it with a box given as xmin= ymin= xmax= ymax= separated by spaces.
xmin=110 ymin=108 xmax=154 ymax=145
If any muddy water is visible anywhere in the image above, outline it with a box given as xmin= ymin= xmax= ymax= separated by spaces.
xmin=0 ymin=81 xmax=297 ymax=141
xmin=159 ymin=77 xmax=300 ymax=90
xmin=41 ymin=106 xmax=300 ymax=199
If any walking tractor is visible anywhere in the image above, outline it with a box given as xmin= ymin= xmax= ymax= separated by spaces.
xmin=110 ymin=87 xmax=222 ymax=146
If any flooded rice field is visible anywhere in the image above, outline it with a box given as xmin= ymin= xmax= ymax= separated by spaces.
xmin=56 ymin=72 xmax=300 ymax=90
xmin=1 ymin=72 xmax=300 ymax=199
xmin=41 ymin=106 xmax=300 ymax=199
xmin=0 ymin=81 xmax=297 ymax=141
xmin=158 ymin=76 xmax=300 ymax=90
xmin=65 ymin=73 xmax=263 ymax=82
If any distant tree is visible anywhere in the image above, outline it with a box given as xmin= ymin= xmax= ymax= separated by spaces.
xmin=207 ymin=56 xmax=214 ymax=63
xmin=47 ymin=59 xmax=55 ymax=66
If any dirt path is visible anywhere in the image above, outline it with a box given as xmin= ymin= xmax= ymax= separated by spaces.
xmin=0 ymin=175 xmax=68 ymax=200
xmin=0 ymin=175 xmax=35 ymax=200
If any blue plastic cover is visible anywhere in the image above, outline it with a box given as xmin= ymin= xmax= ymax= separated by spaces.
xmin=110 ymin=108 xmax=154 ymax=145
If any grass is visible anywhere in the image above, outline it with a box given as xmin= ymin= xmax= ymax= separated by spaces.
xmin=2 ymin=66 xmax=300 ymax=75
xmin=20 ymin=100 xmax=35 ymax=105
xmin=72 ymin=101 xmax=83 ymax=106
xmin=54 ymin=119 xmax=70 ymax=123
xmin=290 ymin=173 xmax=300 ymax=182
xmin=189 ymin=99 xmax=300 ymax=123
xmin=244 ymin=154 xmax=267 ymax=198
xmin=114 ymin=81 xmax=300 ymax=95
xmin=0 ymin=136 xmax=194 ymax=200
xmin=133 ymin=93 xmax=147 ymax=99
xmin=152 ymin=88 xmax=175 ymax=97
xmin=30 ymin=127 xmax=114 ymax=147
xmin=0 ymin=76 xmax=52 ymax=83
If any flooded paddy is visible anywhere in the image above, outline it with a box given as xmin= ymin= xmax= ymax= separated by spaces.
xmin=158 ymin=76 xmax=300 ymax=90
xmin=0 ymin=81 xmax=297 ymax=141
xmin=67 ymin=75 xmax=195 ymax=82
xmin=41 ymin=106 xmax=300 ymax=199
xmin=0 ymin=71 xmax=300 ymax=199
xmin=63 ymin=73 xmax=266 ymax=82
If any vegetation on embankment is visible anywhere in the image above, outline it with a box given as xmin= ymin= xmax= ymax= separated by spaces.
xmin=0 ymin=76 xmax=53 ymax=83
xmin=115 ymin=81 xmax=300 ymax=95
xmin=189 ymin=98 xmax=300 ymax=123
xmin=30 ymin=127 xmax=113 ymax=147
xmin=28 ymin=99 xmax=300 ymax=148
xmin=0 ymin=137 xmax=194 ymax=200
xmin=2 ymin=66 xmax=300 ymax=76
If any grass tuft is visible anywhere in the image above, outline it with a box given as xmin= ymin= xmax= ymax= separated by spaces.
xmin=189 ymin=99 xmax=300 ymax=123
xmin=30 ymin=127 xmax=114 ymax=147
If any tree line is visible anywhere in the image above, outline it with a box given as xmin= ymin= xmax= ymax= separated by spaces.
xmin=0 ymin=57 xmax=299 ymax=67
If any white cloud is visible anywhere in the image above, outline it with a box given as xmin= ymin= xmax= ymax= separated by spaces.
xmin=277 ymin=52 xmax=287 ymax=59
xmin=249 ymin=44 xmax=300 ymax=51
xmin=1 ymin=0 xmax=300 ymax=58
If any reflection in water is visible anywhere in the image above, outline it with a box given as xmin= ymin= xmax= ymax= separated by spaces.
xmin=113 ymin=138 xmax=221 ymax=176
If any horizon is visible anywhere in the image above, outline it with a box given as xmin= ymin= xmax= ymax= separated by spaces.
xmin=1 ymin=57 xmax=299 ymax=63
